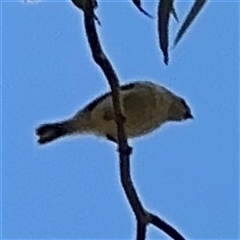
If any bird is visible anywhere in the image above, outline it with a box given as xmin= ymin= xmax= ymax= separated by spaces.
xmin=35 ymin=81 xmax=193 ymax=145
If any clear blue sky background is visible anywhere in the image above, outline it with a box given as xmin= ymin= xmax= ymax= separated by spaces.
xmin=1 ymin=0 xmax=239 ymax=239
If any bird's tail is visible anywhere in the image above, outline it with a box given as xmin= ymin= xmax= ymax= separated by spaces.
xmin=36 ymin=121 xmax=70 ymax=144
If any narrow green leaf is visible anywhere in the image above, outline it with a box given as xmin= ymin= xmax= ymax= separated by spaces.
xmin=132 ymin=0 xmax=153 ymax=18
xmin=171 ymin=1 xmax=179 ymax=22
xmin=174 ymin=0 xmax=207 ymax=47
xmin=158 ymin=0 xmax=173 ymax=65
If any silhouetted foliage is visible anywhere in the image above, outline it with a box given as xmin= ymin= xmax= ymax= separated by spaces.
xmin=25 ymin=0 xmax=207 ymax=65
xmin=157 ymin=0 xmax=176 ymax=65
xmin=131 ymin=0 xmax=153 ymax=18
xmin=173 ymin=0 xmax=207 ymax=47
xmin=157 ymin=0 xmax=207 ymax=64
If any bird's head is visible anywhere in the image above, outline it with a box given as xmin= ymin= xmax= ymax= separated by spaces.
xmin=168 ymin=97 xmax=193 ymax=121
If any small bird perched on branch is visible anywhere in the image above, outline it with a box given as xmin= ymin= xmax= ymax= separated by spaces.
xmin=36 ymin=81 xmax=193 ymax=144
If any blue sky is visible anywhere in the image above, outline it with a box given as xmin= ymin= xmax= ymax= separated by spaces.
xmin=1 ymin=0 xmax=239 ymax=239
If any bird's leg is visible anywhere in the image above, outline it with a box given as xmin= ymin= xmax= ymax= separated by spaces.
xmin=118 ymin=145 xmax=133 ymax=155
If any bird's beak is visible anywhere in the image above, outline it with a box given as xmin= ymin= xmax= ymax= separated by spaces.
xmin=185 ymin=111 xmax=194 ymax=119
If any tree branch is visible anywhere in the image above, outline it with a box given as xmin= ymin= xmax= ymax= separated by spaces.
xmin=76 ymin=1 xmax=186 ymax=239
xmin=137 ymin=219 xmax=147 ymax=240
xmin=82 ymin=1 xmax=145 ymax=217
xmin=150 ymin=213 xmax=185 ymax=240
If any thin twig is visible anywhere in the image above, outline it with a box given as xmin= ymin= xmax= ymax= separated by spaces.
xmin=150 ymin=213 xmax=185 ymax=240
xmin=137 ymin=219 xmax=147 ymax=240
xmin=83 ymin=0 xmax=146 ymax=218
xmin=80 ymin=1 xmax=186 ymax=239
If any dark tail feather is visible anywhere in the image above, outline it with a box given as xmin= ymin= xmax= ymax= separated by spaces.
xmin=36 ymin=122 xmax=69 ymax=144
